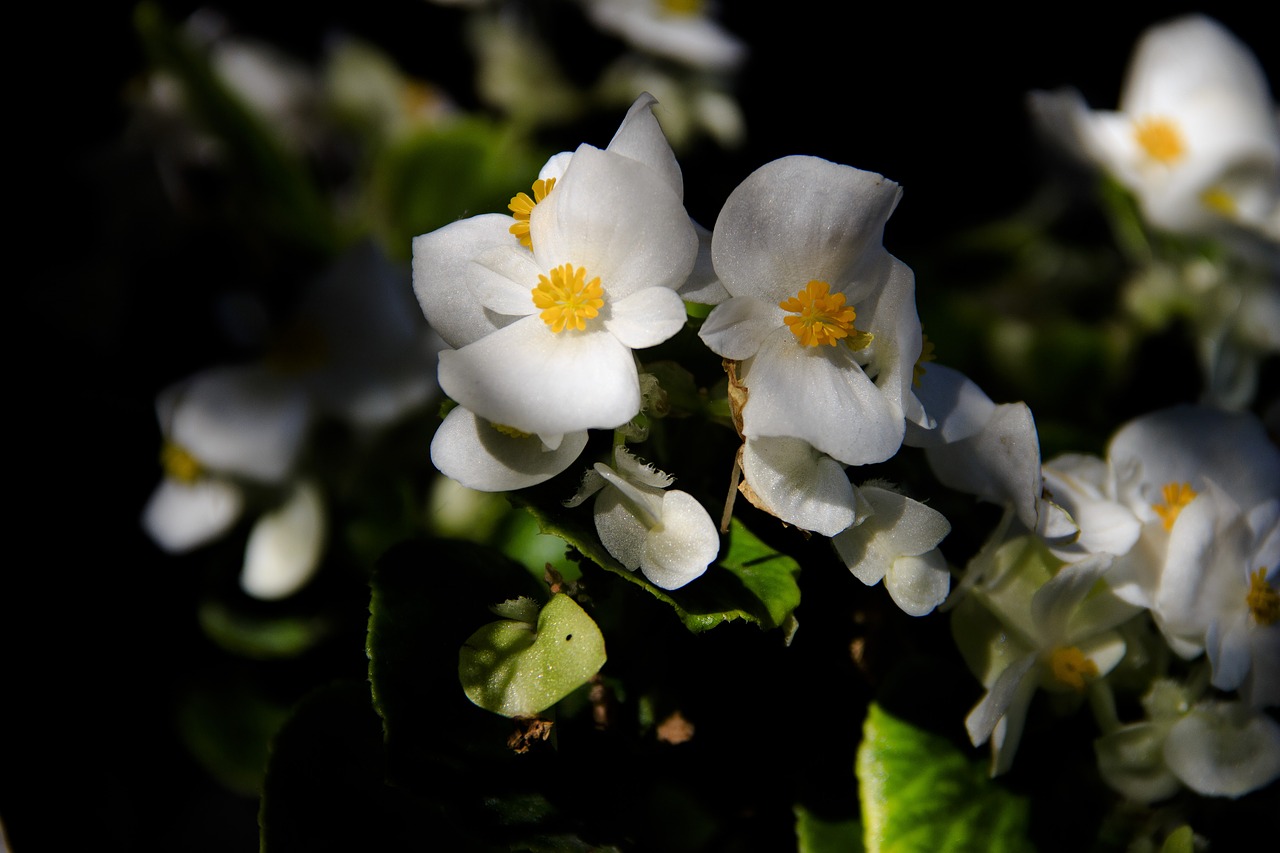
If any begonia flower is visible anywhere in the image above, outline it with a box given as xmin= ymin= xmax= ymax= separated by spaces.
xmin=699 ymin=156 xmax=927 ymax=468
xmin=1029 ymin=14 xmax=1280 ymax=241
xmin=832 ymin=485 xmax=951 ymax=616
xmin=414 ymin=96 xmax=697 ymax=446
xmin=956 ymin=541 xmax=1137 ymax=775
xmin=1095 ymin=678 xmax=1280 ymax=801
xmin=431 ymin=405 xmax=590 ymax=492
xmin=566 ymin=447 xmax=718 ymax=590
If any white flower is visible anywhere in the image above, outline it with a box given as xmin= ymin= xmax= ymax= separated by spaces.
xmin=1030 ymin=14 xmax=1280 ymax=240
xmin=567 ymin=447 xmax=718 ymax=589
xmin=414 ymin=97 xmax=697 ymax=445
xmin=142 ymin=243 xmax=439 ymax=599
xmin=699 ymin=156 xmax=927 ymax=469
xmin=581 ymin=0 xmax=746 ymax=73
xmin=957 ymin=544 xmax=1137 ymax=775
xmin=1096 ymin=678 xmax=1280 ymax=802
xmin=832 ymin=485 xmax=951 ymax=616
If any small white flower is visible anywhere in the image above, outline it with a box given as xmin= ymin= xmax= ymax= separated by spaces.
xmin=832 ymin=485 xmax=951 ymax=617
xmin=567 ymin=447 xmax=718 ymax=589
xmin=430 ymin=405 xmax=590 ymax=492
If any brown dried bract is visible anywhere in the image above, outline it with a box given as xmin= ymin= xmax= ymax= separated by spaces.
xmin=507 ymin=717 xmax=554 ymax=753
xmin=723 ymin=358 xmax=747 ymax=438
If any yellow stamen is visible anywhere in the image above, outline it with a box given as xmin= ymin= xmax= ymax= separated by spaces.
xmin=658 ymin=0 xmax=702 ymax=15
xmin=780 ymin=280 xmax=871 ymax=349
xmin=161 ymin=441 xmax=203 ymax=484
xmin=492 ymin=422 xmax=532 ymax=440
xmin=508 ymin=178 xmax=556 ymax=249
xmin=1153 ymin=482 xmax=1197 ymax=532
xmin=913 ymin=333 xmax=936 ymax=387
xmin=1134 ymin=116 xmax=1185 ymax=165
xmin=532 ymin=264 xmax=604 ymax=333
xmin=1048 ymin=646 xmax=1098 ymax=692
xmin=1247 ymin=568 xmax=1279 ymax=626
xmin=1201 ymin=186 xmax=1238 ymax=217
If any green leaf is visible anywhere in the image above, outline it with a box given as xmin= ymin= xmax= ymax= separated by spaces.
xmin=177 ymin=675 xmax=291 ymax=796
xmin=369 ymin=119 xmax=546 ymax=259
xmin=1161 ymin=826 xmax=1195 ymax=853
xmin=516 ymin=497 xmax=801 ymax=633
xmin=459 ymin=594 xmax=607 ymax=718
xmin=856 ymin=703 xmax=1033 ymax=853
xmin=198 ymin=598 xmax=331 ymax=660
xmin=795 ymin=804 xmax=865 ymax=853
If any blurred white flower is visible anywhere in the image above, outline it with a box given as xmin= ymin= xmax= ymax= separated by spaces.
xmin=1096 ymin=678 xmax=1280 ymax=801
xmin=582 ymin=0 xmax=746 ymax=73
xmin=567 ymin=447 xmax=719 ymax=589
xmin=1030 ymin=14 xmax=1280 ymax=242
xmin=958 ymin=548 xmax=1136 ymax=775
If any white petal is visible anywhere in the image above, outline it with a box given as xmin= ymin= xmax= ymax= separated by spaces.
xmin=165 ymin=365 xmax=311 ymax=484
xmin=641 ymin=490 xmax=719 ymax=590
xmin=438 ymin=316 xmax=641 ymax=435
xmin=1206 ymin=611 xmax=1254 ymax=693
xmin=903 ymin=364 xmax=996 ymax=447
xmin=711 ymin=156 xmax=902 ymax=304
xmin=966 ymin=652 xmax=1037 ymax=748
xmin=430 ymin=406 xmax=588 ymax=492
xmin=604 ymin=286 xmax=687 ymax=349
xmin=1095 ymin=722 xmax=1183 ymax=804
xmin=1109 ymin=405 xmax=1280 ymax=511
xmin=240 ymin=480 xmax=326 ymax=600
xmin=604 ymin=92 xmax=684 ymax=200
xmin=925 ymin=403 xmax=1044 ymax=532
xmin=698 ymin=296 xmax=785 ymax=360
xmin=834 ymin=486 xmax=950 ymax=588
xmin=741 ymin=436 xmax=857 ymax=537
xmin=593 ymin=483 xmax=654 ymax=572
xmin=142 ymin=476 xmax=244 ymax=553
xmin=885 ymin=549 xmax=951 ymax=617
xmin=678 ymin=219 xmax=729 ymax=305
xmin=412 ymin=215 xmax=520 ymax=348
xmin=742 ymin=330 xmax=904 ymax=467
xmin=1164 ymin=702 xmax=1280 ymax=798
xmin=469 ymin=245 xmax=544 ymax=316
xmin=531 ymin=145 xmax=697 ymax=301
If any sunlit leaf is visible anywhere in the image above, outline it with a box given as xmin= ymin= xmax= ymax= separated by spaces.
xmin=856 ymin=703 xmax=1033 ymax=853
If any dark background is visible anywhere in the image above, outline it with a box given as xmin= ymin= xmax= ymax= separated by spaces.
xmin=10 ymin=2 xmax=1278 ymax=850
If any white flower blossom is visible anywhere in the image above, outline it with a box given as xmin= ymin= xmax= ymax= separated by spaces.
xmin=1029 ymin=14 xmax=1280 ymax=241
xmin=699 ymin=156 xmax=928 ymax=469
xmin=581 ymin=0 xmax=746 ymax=73
xmin=567 ymin=447 xmax=718 ymax=589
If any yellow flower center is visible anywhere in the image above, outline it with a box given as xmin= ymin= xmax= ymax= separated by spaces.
xmin=1201 ymin=186 xmax=1238 ymax=217
xmin=658 ymin=0 xmax=702 ymax=15
xmin=508 ymin=177 xmax=556 ymax=250
xmin=1134 ymin=116 xmax=1185 ymax=165
xmin=492 ymin=422 xmax=532 ymax=440
xmin=161 ymin=441 xmax=203 ymax=484
xmin=913 ymin=333 xmax=936 ymax=387
xmin=1247 ymin=567 xmax=1279 ymax=626
xmin=532 ymin=264 xmax=604 ymax=333
xmin=779 ymin=280 xmax=872 ymax=349
xmin=1048 ymin=646 xmax=1098 ymax=692
xmin=1152 ymin=482 xmax=1197 ymax=532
